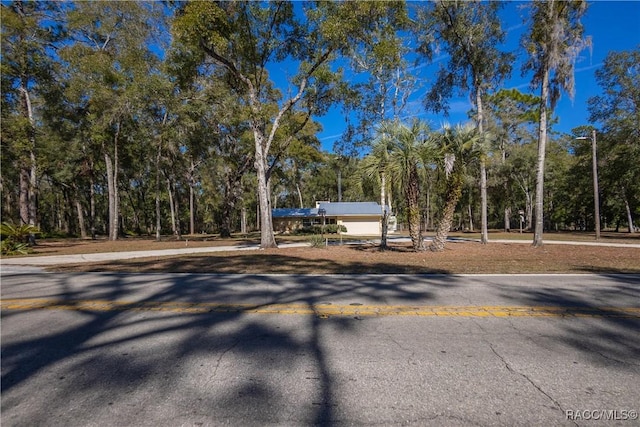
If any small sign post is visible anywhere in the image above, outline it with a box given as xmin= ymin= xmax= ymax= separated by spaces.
xmin=518 ymin=210 xmax=525 ymax=234
xmin=318 ymin=208 xmax=327 ymax=246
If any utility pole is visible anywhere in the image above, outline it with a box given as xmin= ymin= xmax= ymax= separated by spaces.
xmin=591 ymin=129 xmax=600 ymax=240
xmin=576 ymin=129 xmax=600 ymax=240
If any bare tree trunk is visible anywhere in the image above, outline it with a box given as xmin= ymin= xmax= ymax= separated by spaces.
xmin=155 ymin=146 xmax=161 ymax=241
xmin=526 ymin=191 xmax=533 ymax=230
xmin=19 ymin=168 xmax=29 ymax=225
xmin=476 ymin=88 xmax=488 ymax=244
xmin=167 ymin=178 xmax=177 ymax=239
xmin=74 ymin=187 xmax=87 ymax=239
xmin=155 ymin=112 xmax=167 ymax=241
xmin=388 ymin=177 xmax=393 ymax=215
xmin=623 ymin=189 xmax=635 ymax=233
xmin=479 ymin=163 xmax=487 ymax=239
xmin=468 ymin=204 xmax=474 ymax=232
xmin=380 ymin=172 xmax=387 ymax=212
xmin=21 ymin=85 xmax=36 ymax=215
xmin=104 ymin=123 xmax=121 ymax=241
xmin=380 ymin=172 xmax=388 ymax=249
xmin=173 ymin=184 xmax=181 ymax=240
xmin=253 ymin=124 xmax=277 ymax=248
xmin=62 ymin=190 xmax=71 ymax=234
xmin=515 ymin=174 xmax=534 ymax=231
xmin=125 ymin=189 xmax=141 ymax=234
xmin=256 ymin=201 xmax=260 ymax=231
xmin=187 ymin=158 xmax=198 ymax=236
xmin=113 ymin=129 xmax=119 ymax=240
xmin=241 ymin=206 xmax=247 ymax=234
xmin=380 ymin=210 xmax=389 ymax=249
xmin=19 ymin=81 xmax=37 ymax=244
xmin=105 ymin=151 xmax=116 ymax=240
xmin=189 ymin=181 xmax=195 ymax=235
xmin=533 ymin=69 xmax=549 ymax=247
xmin=28 ymin=150 xmax=37 ymax=231
xmin=76 ymin=200 xmax=86 ymax=239
xmin=55 ymin=193 xmax=62 ymax=231
xmin=337 ymin=168 xmax=342 ymax=202
xmin=90 ymin=169 xmax=96 ymax=239
xmin=296 ymin=183 xmax=304 ymax=209
xmin=220 ymin=175 xmax=236 ymax=239
xmin=111 ymin=142 xmax=120 ymax=240
xmin=1 ymin=177 xmax=11 ymax=219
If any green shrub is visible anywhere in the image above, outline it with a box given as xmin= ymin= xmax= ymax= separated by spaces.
xmin=0 ymin=239 xmax=30 ymax=255
xmin=0 ymin=222 xmax=39 ymax=255
xmin=325 ymin=224 xmax=347 ymax=234
xmin=39 ymin=230 xmax=76 ymax=239
xmin=295 ymin=224 xmax=347 ymax=235
xmin=294 ymin=226 xmax=316 ymax=236
xmin=308 ymin=234 xmax=326 ymax=248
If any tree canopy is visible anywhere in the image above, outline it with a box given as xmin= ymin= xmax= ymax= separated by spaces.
xmin=1 ymin=1 xmax=637 ymax=254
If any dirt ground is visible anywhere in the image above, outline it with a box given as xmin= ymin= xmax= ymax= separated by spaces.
xmin=35 ymin=231 xmax=640 ymax=275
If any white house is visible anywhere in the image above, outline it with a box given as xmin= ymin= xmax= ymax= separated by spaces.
xmin=272 ymin=201 xmax=395 ymax=236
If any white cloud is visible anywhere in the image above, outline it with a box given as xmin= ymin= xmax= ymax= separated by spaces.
xmin=319 ymin=133 xmax=342 ymax=141
xmin=575 ymin=63 xmax=603 ymax=73
xmin=449 ymin=99 xmax=472 ymax=114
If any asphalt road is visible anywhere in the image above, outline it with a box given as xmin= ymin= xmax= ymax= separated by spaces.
xmin=2 ymin=271 xmax=639 ymax=426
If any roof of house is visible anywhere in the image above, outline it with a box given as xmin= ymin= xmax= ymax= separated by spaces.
xmin=317 ymin=201 xmax=384 ymax=216
xmin=272 ymin=208 xmax=315 ymax=218
xmin=272 ymin=202 xmax=387 ymax=218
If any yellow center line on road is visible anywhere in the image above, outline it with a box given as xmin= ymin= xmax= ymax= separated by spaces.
xmin=2 ymin=298 xmax=639 ymax=318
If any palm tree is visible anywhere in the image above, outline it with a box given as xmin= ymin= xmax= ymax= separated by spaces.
xmin=429 ymin=124 xmax=484 ymax=252
xmin=380 ymin=119 xmax=433 ymax=251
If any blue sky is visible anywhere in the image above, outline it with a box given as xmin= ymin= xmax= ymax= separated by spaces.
xmin=309 ymin=1 xmax=640 ymax=153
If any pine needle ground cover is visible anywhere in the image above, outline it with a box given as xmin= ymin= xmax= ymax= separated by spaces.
xmin=37 ymin=232 xmax=640 ymax=275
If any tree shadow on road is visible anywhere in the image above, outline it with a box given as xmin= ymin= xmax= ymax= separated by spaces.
xmin=1 ymin=259 xmax=454 ymax=425
xmin=492 ymin=272 xmax=640 ymax=369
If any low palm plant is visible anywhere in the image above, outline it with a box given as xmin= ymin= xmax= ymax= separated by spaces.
xmin=0 ymin=222 xmax=39 ymax=255
xmin=308 ymin=234 xmax=326 ymax=248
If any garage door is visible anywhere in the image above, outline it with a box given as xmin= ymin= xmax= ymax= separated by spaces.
xmin=341 ymin=218 xmax=380 ymax=236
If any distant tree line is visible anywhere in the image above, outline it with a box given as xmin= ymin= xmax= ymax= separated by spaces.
xmin=1 ymin=1 xmax=637 ymax=252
